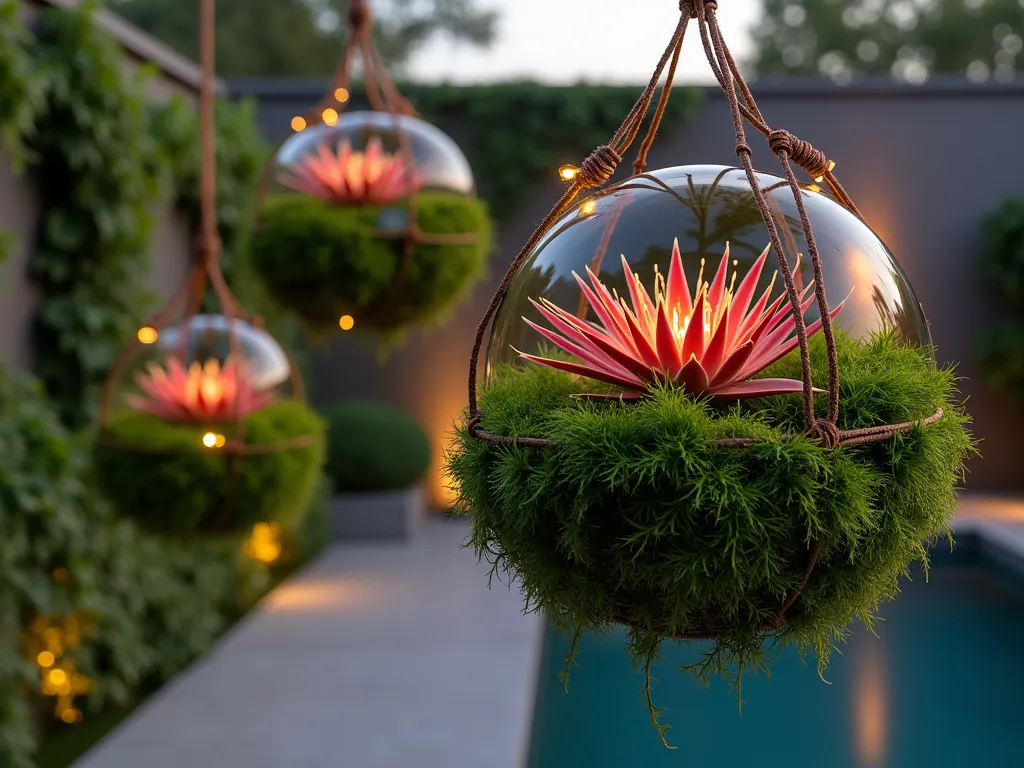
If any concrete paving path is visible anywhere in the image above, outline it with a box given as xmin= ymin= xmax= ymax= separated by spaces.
xmin=75 ymin=518 xmax=542 ymax=768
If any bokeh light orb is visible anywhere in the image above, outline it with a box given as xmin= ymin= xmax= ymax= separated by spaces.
xmin=486 ymin=165 xmax=929 ymax=381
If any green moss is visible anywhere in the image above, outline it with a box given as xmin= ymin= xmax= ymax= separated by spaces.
xmin=250 ymin=191 xmax=492 ymax=337
xmin=95 ymin=400 xmax=326 ymax=535
xmin=325 ymin=401 xmax=431 ymax=492
xmin=447 ymin=334 xmax=973 ymax=740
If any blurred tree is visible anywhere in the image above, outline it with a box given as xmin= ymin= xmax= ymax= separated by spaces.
xmin=109 ymin=0 xmax=498 ymax=77
xmin=751 ymin=0 xmax=1024 ymax=83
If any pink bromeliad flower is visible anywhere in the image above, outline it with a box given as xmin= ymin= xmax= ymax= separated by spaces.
xmin=127 ymin=356 xmax=277 ymax=422
xmin=519 ymin=240 xmax=847 ymax=400
xmin=279 ymin=136 xmax=423 ymax=205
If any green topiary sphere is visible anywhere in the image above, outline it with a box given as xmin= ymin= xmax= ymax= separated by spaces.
xmin=250 ymin=191 xmax=491 ymax=336
xmin=95 ymin=400 xmax=326 ymax=535
xmin=325 ymin=401 xmax=431 ymax=492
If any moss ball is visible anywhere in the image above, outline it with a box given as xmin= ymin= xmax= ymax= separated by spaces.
xmin=95 ymin=400 xmax=326 ymax=536
xmin=447 ymin=334 xmax=973 ymax=700
xmin=324 ymin=401 xmax=431 ymax=493
xmin=251 ymin=191 xmax=492 ymax=335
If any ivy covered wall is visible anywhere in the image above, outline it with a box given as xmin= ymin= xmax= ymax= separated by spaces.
xmin=0 ymin=3 xmax=318 ymax=766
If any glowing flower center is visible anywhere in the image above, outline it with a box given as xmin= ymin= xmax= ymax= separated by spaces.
xmin=518 ymin=239 xmax=848 ymax=401
xmin=127 ymin=354 xmax=277 ymax=423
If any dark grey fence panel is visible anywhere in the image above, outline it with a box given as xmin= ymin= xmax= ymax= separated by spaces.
xmin=231 ymin=78 xmax=1024 ymax=499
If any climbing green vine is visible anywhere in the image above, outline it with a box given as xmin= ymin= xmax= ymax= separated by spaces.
xmin=977 ymin=197 xmax=1024 ymax=396
xmin=412 ymin=83 xmax=701 ymax=214
xmin=0 ymin=4 xmax=319 ymax=766
xmin=26 ymin=0 xmax=162 ymax=427
xmin=0 ymin=2 xmax=45 ymax=173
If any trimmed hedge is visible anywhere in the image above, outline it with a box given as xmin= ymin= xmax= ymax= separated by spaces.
xmin=448 ymin=333 xmax=973 ymax=740
xmin=94 ymin=400 xmax=326 ymax=535
xmin=251 ymin=191 xmax=492 ymax=336
xmin=325 ymin=401 xmax=431 ymax=493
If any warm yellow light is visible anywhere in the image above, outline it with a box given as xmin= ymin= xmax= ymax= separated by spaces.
xmin=322 ymin=108 xmax=339 ymax=126
xmin=246 ymin=522 xmax=283 ymax=565
xmin=137 ymin=326 xmax=158 ymax=344
xmin=291 ymin=116 xmax=307 ymax=132
xmin=37 ymin=652 xmax=56 ymax=668
xmin=202 ymin=432 xmax=220 ymax=448
xmin=814 ymin=160 xmax=837 ymax=183
xmin=580 ymin=199 xmax=597 ymax=216
xmin=60 ymin=707 xmax=80 ymax=724
xmin=558 ymin=164 xmax=579 ymax=182
xmin=335 ymin=87 xmax=350 ymax=103
xmin=215 ymin=434 xmax=226 ymax=448
xmin=806 ymin=184 xmax=822 ymax=193
xmin=339 ymin=314 xmax=355 ymax=331
xmin=48 ymin=669 xmax=67 ymax=685
xmin=854 ymin=644 xmax=888 ymax=767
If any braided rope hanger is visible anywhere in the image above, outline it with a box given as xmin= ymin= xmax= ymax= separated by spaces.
xmin=251 ymin=0 xmax=480 ymax=327
xmin=465 ymin=0 xmax=944 ymax=452
xmin=97 ymin=0 xmax=313 ymax=534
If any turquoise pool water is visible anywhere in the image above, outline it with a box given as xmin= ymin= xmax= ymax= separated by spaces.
xmin=528 ymin=542 xmax=1024 ymax=767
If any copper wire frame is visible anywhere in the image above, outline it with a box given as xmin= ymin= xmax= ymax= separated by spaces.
xmin=252 ymin=0 xmax=481 ymax=329
xmin=97 ymin=0 xmax=316 ymax=534
xmin=463 ymin=0 xmax=947 ymax=636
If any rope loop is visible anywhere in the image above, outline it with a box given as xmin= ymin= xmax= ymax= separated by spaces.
xmin=578 ymin=145 xmax=623 ymax=188
xmin=735 ymin=142 xmax=752 ymax=158
xmin=768 ymin=129 xmax=830 ymax=179
xmin=680 ymin=0 xmax=698 ymax=17
xmin=810 ymin=419 xmax=841 ymax=448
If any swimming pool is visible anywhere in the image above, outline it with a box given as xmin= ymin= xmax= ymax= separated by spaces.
xmin=528 ymin=538 xmax=1024 ymax=767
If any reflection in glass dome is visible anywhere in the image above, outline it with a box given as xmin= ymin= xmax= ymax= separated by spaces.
xmin=109 ymin=314 xmax=293 ymax=423
xmin=486 ymin=165 xmax=929 ymax=385
xmin=273 ymin=111 xmax=475 ymax=200
xmin=156 ymin=315 xmax=291 ymax=392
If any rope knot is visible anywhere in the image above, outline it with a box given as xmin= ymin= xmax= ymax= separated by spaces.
xmin=348 ymin=0 xmax=372 ymax=30
xmin=195 ymin=233 xmax=222 ymax=265
xmin=679 ymin=0 xmax=698 ymax=17
xmin=810 ymin=419 xmax=841 ymax=448
xmin=768 ymin=129 xmax=830 ymax=179
xmin=577 ymin=145 xmax=622 ymax=188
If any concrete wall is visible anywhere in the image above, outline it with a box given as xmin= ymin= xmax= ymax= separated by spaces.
xmin=233 ymin=77 xmax=1024 ymax=501
xmin=0 ymin=0 xmax=217 ymax=372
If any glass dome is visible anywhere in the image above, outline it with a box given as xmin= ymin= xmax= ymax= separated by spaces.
xmin=273 ymin=110 xmax=475 ymax=201
xmin=106 ymin=314 xmax=294 ymax=424
xmin=486 ymin=165 xmax=929 ymax=384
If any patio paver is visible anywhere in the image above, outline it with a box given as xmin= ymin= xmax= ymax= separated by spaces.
xmin=73 ymin=517 xmax=542 ymax=768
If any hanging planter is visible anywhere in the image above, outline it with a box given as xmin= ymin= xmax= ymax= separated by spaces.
xmin=95 ymin=4 xmax=325 ymax=537
xmin=446 ymin=0 xmax=973 ymax=742
xmin=250 ymin=0 xmax=491 ymax=341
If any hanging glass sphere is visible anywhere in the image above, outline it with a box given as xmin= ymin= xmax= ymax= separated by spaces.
xmin=272 ymin=111 xmax=475 ymax=212
xmin=486 ymin=164 xmax=929 ymax=385
xmin=115 ymin=314 xmax=294 ymax=416
xmin=97 ymin=312 xmax=324 ymax=536
xmin=253 ymin=111 xmax=492 ymax=335
xmin=154 ymin=315 xmax=291 ymax=393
